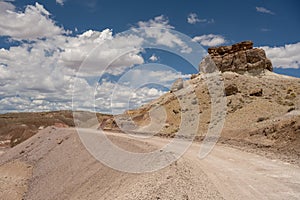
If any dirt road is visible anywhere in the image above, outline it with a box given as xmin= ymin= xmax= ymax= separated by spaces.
xmin=98 ymin=129 xmax=300 ymax=200
xmin=1 ymin=127 xmax=299 ymax=199
xmin=188 ymin=143 xmax=300 ymax=200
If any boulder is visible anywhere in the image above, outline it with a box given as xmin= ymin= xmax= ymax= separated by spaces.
xmin=170 ymin=78 xmax=184 ymax=92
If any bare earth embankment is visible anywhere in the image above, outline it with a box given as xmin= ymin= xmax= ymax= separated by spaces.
xmin=0 ymin=127 xmax=299 ymax=200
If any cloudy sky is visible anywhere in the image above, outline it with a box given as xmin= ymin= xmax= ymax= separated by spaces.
xmin=0 ymin=0 xmax=299 ymax=113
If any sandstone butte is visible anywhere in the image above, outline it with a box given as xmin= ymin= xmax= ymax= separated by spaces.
xmin=200 ymin=40 xmax=273 ymax=74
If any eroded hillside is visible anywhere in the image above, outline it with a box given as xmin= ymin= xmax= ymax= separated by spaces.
xmin=102 ymin=41 xmax=300 ymax=162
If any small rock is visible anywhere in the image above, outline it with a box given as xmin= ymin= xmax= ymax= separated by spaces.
xmin=250 ymin=88 xmax=263 ymax=96
xmin=191 ymin=99 xmax=198 ymax=105
xmin=257 ymin=117 xmax=269 ymax=122
xmin=173 ymin=109 xmax=179 ymax=114
xmin=56 ymin=139 xmax=63 ymax=145
xmin=190 ymin=74 xmax=198 ymax=79
xmin=287 ymin=107 xmax=295 ymax=113
xmin=225 ymin=84 xmax=239 ymax=96
xmin=182 ymin=194 xmax=189 ymax=200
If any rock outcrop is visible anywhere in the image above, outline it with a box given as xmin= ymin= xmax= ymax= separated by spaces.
xmin=200 ymin=41 xmax=273 ymax=74
xmin=170 ymin=78 xmax=184 ymax=92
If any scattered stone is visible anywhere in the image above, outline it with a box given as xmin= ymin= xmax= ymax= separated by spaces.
xmin=173 ymin=109 xmax=179 ymax=114
xmin=56 ymin=139 xmax=64 ymax=145
xmin=225 ymin=84 xmax=239 ymax=96
xmin=182 ymin=194 xmax=189 ymax=200
xmin=287 ymin=107 xmax=295 ymax=113
xmin=164 ymin=123 xmax=170 ymax=128
xmin=191 ymin=99 xmax=198 ymax=105
xmin=190 ymin=74 xmax=198 ymax=79
xmin=257 ymin=117 xmax=269 ymax=122
xmin=250 ymin=88 xmax=263 ymax=97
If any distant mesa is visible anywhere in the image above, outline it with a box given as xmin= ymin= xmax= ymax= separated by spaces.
xmin=200 ymin=41 xmax=273 ymax=74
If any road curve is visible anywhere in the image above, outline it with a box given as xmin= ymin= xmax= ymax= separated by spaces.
xmin=1 ymin=127 xmax=299 ymax=200
xmin=79 ymin=128 xmax=300 ymax=200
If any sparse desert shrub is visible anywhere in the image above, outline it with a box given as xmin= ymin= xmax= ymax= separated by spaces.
xmin=285 ymin=92 xmax=296 ymax=100
xmin=286 ymin=102 xmax=295 ymax=106
xmin=287 ymin=88 xmax=293 ymax=94
xmin=277 ymin=97 xmax=294 ymax=106
xmin=171 ymin=127 xmax=179 ymax=134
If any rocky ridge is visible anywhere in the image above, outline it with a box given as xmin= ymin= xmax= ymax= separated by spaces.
xmin=201 ymin=41 xmax=273 ymax=74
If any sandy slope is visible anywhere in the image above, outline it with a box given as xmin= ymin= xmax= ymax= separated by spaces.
xmin=1 ymin=127 xmax=300 ymax=199
xmin=0 ymin=160 xmax=32 ymax=200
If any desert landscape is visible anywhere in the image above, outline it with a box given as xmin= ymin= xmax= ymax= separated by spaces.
xmin=0 ymin=41 xmax=300 ymax=199
xmin=1 ymin=1 xmax=300 ymax=199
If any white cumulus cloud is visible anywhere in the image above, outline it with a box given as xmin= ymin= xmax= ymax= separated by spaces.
xmin=192 ymin=34 xmax=226 ymax=47
xmin=187 ymin=13 xmax=214 ymax=24
xmin=137 ymin=15 xmax=173 ymax=29
xmin=93 ymin=68 xmax=190 ymax=114
xmin=0 ymin=26 xmax=147 ymax=112
xmin=149 ymin=54 xmax=158 ymax=62
xmin=187 ymin=13 xmax=201 ymax=24
xmin=56 ymin=0 xmax=65 ymax=6
xmin=261 ymin=42 xmax=300 ymax=69
xmin=0 ymin=2 xmax=67 ymax=40
xmin=256 ymin=7 xmax=275 ymax=15
xmin=136 ymin=15 xmax=192 ymax=53
xmin=0 ymin=4 xmax=195 ymax=113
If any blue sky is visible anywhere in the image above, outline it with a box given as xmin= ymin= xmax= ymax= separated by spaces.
xmin=0 ymin=0 xmax=299 ymax=113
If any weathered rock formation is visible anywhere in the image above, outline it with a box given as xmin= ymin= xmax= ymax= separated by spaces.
xmin=170 ymin=78 xmax=184 ymax=92
xmin=200 ymin=41 xmax=273 ymax=74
